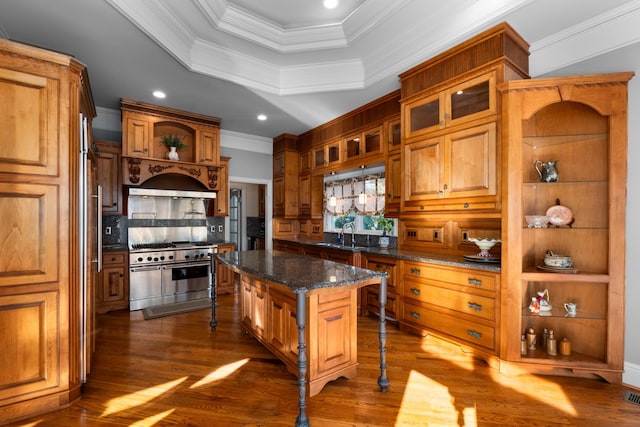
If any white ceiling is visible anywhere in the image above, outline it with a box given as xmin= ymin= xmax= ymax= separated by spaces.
xmin=1 ymin=0 xmax=639 ymax=140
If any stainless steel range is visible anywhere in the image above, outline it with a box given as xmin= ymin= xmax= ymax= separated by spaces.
xmin=126 ymin=187 xmax=219 ymax=311
xmin=129 ymin=242 xmax=217 ymax=311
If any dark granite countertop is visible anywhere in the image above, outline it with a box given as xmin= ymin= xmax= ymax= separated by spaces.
xmin=274 ymin=238 xmax=501 ymax=273
xmin=216 ymin=250 xmax=387 ymax=293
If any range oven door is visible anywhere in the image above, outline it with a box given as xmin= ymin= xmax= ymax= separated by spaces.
xmin=161 ymin=261 xmax=211 ymax=297
xmin=129 ymin=265 xmax=163 ymax=310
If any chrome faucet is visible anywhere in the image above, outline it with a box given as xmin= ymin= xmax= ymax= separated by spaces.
xmin=342 ymin=222 xmax=355 ymax=247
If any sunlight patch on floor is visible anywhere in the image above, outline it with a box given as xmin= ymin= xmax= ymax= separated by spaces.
xmin=190 ymin=358 xmax=250 ymax=389
xmin=489 ymin=367 xmax=577 ymax=416
xmin=419 ymin=335 xmax=479 ymax=371
xmin=396 ymin=369 xmax=477 ymax=427
xmin=129 ymin=409 xmax=175 ymax=426
xmin=101 ymin=377 xmax=188 ymax=417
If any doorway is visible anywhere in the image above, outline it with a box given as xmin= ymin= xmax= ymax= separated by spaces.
xmin=229 ymin=188 xmax=242 ymax=251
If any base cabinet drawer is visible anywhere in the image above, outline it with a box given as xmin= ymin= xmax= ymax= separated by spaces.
xmin=403 ymin=281 xmax=495 ymax=322
xmin=404 ymin=262 xmax=496 ymax=292
xmin=402 ymin=302 xmax=495 ymax=351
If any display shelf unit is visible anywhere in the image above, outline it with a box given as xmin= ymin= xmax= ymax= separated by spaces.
xmin=499 ymin=72 xmax=633 ymax=383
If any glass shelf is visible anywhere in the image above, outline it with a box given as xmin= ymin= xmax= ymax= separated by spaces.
xmin=522 ymin=133 xmax=607 ymax=148
xmin=521 ymin=307 xmax=606 ymax=320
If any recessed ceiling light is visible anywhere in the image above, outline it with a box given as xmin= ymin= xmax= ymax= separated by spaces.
xmin=324 ymin=0 xmax=338 ymax=9
xmin=257 ymin=114 xmax=267 ymax=121
xmin=153 ymin=90 xmax=166 ymax=98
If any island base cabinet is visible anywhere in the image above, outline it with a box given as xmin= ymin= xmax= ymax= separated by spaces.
xmin=242 ymin=276 xmax=359 ymax=397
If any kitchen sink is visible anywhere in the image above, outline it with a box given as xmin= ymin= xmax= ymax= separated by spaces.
xmin=314 ymin=242 xmax=368 ymax=251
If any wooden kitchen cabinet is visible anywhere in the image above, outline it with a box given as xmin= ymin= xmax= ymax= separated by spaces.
xmin=273 ymin=134 xmax=299 ymax=218
xmin=241 ymin=278 xmax=267 ymax=339
xmin=95 ymin=141 xmax=122 ymax=215
xmin=403 ymin=121 xmax=497 ymax=212
xmin=312 ymin=139 xmax=341 ymax=172
xmin=499 ymin=73 xmax=633 ymax=383
xmin=215 ymin=243 xmax=236 ymax=295
xmin=96 ymin=251 xmax=129 ymax=313
xmin=121 ymin=99 xmax=221 ymax=166
xmin=385 ymin=153 xmax=402 ymax=217
xmin=363 ymin=254 xmax=401 ymax=324
xmin=400 ymin=261 xmax=500 ymax=356
xmin=403 ymin=72 xmax=496 ymax=140
xmin=343 ymin=124 xmax=384 ymax=164
xmin=0 ymin=39 xmax=96 ymax=423
xmin=240 ymin=275 xmax=359 ymax=397
xmin=212 ymin=156 xmax=230 ymax=216
xmin=386 ymin=116 xmax=401 ymax=153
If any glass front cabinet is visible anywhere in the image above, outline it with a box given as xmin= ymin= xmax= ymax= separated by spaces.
xmin=499 ymin=72 xmax=633 ymax=383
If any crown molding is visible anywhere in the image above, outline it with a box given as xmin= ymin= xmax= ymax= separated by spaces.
xmin=530 ymin=0 xmax=640 ymax=76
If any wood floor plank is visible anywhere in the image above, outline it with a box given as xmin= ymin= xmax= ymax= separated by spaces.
xmin=6 ymin=293 xmax=640 ymax=426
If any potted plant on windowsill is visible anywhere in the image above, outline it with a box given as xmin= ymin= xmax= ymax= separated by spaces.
xmin=161 ymin=134 xmax=187 ymax=161
xmin=373 ymin=216 xmax=394 ymax=248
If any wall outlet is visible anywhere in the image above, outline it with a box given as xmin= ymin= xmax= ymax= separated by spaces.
xmin=105 ymin=226 xmax=112 ymax=235
xmin=210 ymin=225 xmax=215 ymax=233
xmin=218 ymin=225 xmax=223 ymax=232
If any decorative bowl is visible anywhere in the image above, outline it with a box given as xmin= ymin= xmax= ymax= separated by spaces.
xmin=468 ymin=238 xmax=500 ymax=257
xmin=525 ymin=215 xmax=549 ymax=228
xmin=544 ymin=252 xmax=573 ymax=268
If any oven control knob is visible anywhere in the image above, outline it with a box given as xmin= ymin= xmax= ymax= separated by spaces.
xmin=185 ymin=255 xmax=190 ymax=259
xmin=160 ymin=256 xmax=165 ymax=260
xmin=147 ymin=257 xmax=152 ymax=261
xmin=169 ymin=255 xmax=174 ymax=260
xmin=137 ymin=257 xmax=143 ymax=262
xmin=153 ymin=257 xmax=159 ymax=262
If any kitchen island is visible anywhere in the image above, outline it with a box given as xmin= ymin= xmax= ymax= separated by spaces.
xmin=214 ymin=250 xmax=389 ymax=427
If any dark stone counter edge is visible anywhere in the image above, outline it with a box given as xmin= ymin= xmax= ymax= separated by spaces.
xmin=215 ymin=250 xmax=387 ymax=293
xmin=274 ymin=238 xmax=501 ymax=273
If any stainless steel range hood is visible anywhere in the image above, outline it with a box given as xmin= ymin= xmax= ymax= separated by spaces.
xmin=129 ymin=188 xmax=216 ymax=199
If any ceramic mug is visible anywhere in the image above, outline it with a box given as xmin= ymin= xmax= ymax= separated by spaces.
xmin=564 ymin=302 xmax=577 ymax=316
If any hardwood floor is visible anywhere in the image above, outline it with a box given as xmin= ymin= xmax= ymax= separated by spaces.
xmin=7 ymin=291 xmax=640 ymax=426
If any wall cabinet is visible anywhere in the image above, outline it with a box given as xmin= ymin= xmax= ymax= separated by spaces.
xmin=312 ymin=139 xmax=342 ymax=172
xmin=386 ymin=116 xmax=401 ymax=153
xmin=95 ymin=141 xmax=122 ymax=215
xmin=96 ymin=251 xmax=129 ymax=313
xmin=403 ymin=121 xmax=497 ymax=212
xmin=214 ymin=156 xmax=230 ymax=216
xmin=385 ymin=153 xmax=402 ymax=217
xmin=343 ymin=125 xmax=384 ymax=164
xmin=121 ymin=99 xmax=220 ymax=166
xmin=403 ymin=72 xmax=496 ymax=140
xmin=273 ymin=134 xmax=299 ymax=218
xmin=400 ymin=261 xmax=500 ymax=355
xmin=499 ymin=72 xmax=633 ymax=383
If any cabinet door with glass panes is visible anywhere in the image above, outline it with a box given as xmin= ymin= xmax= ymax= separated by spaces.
xmin=500 ymin=72 xmax=632 ymax=384
xmin=403 ymin=71 xmax=496 ymax=140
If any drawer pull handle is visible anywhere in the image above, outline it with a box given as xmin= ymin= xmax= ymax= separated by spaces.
xmin=467 ymin=329 xmax=482 ymax=339
xmin=411 ymin=268 xmax=421 ymax=275
xmin=468 ymin=278 xmax=482 ymax=286
xmin=468 ymin=302 xmax=482 ymax=311
xmin=410 ymin=288 xmax=421 ymax=296
xmin=410 ymin=311 xmax=421 ymax=319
